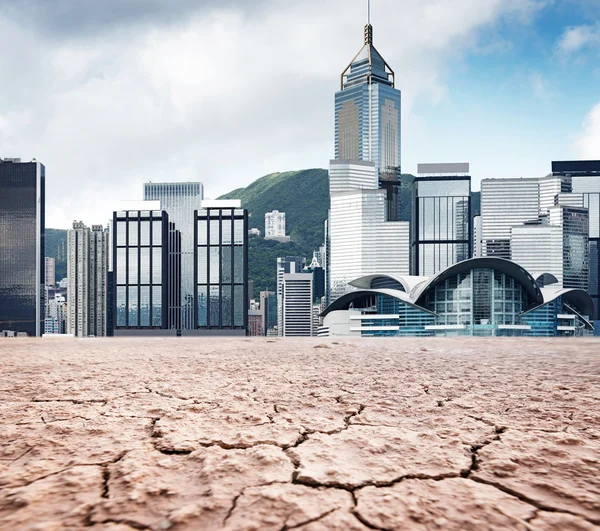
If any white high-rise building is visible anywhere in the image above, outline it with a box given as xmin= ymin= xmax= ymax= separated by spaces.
xmin=511 ymin=223 xmax=564 ymax=286
xmin=480 ymin=178 xmax=541 ymax=259
xmin=265 ymin=210 xmax=289 ymax=241
xmin=90 ymin=225 xmax=109 ymax=336
xmin=276 ymin=256 xmax=303 ymax=336
xmin=67 ymin=221 xmax=109 ymax=337
xmin=282 ymin=273 xmax=313 ymax=337
xmin=328 ymin=160 xmax=410 ymax=301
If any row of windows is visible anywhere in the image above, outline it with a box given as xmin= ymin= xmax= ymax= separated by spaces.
xmin=116 ymin=219 xmax=163 ymax=247
xmin=197 ymin=246 xmax=244 ymax=284
xmin=197 ymin=285 xmax=245 ymax=328
xmin=197 ymin=218 xmax=245 ymax=246
xmin=116 ymin=247 xmax=163 ymax=285
xmin=116 ymin=286 xmax=162 ymax=327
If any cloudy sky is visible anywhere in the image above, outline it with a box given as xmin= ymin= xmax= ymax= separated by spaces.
xmin=1 ymin=0 xmax=599 ymax=228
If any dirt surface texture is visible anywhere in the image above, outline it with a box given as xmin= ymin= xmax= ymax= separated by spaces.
xmin=1 ymin=337 xmax=599 ymax=530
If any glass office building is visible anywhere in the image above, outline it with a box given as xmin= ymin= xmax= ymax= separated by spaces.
xmin=0 ymin=159 xmax=45 ymax=336
xmin=412 ymin=164 xmax=471 ymax=276
xmin=321 ymin=258 xmax=595 ymax=337
xmin=144 ymin=182 xmax=204 ymax=330
xmin=112 ymin=210 xmax=181 ymax=334
xmin=552 ymin=160 xmax=600 ymax=329
xmin=334 ymin=23 xmax=401 ymax=221
xmin=194 ymin=202 xmax=248 ymax=334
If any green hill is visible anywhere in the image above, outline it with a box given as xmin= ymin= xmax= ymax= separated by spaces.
xmin=219 ymin=169 xmax=330 ymax=295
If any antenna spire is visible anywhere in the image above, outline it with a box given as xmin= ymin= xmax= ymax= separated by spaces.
xmin=365 ymin=0 xmax=373 ymax=45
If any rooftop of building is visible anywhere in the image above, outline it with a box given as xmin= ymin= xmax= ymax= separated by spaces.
xmin=1 ymin=337 xmax=599 ymax=528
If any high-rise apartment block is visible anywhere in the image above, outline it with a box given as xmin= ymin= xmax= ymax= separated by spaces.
xmin=45 ymin=257 xmax=56 ymax=287
xmin=144 ymin=182 xmax=204 ymax=330
xmin=411 ymin=163 xmax=471 ymax=276
xmin=194 ymin=201 xmax=248 ymax=335
xmin=67 ymin=222 xmax=110 ymax=337
xmin=335 ymin=23 xmax=401 ymax=221
xmin=0 ymin=158 xmax=45 ymax=337
xmin=265 ymin=210 xmax=289 ymax=242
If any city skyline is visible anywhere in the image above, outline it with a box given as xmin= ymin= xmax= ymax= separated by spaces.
xmin=1 ymin=1 xmax=599 ymax=229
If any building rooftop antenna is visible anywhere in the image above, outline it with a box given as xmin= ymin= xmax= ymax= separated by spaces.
xmin=365 ymin=0 xmax=373 ymax=45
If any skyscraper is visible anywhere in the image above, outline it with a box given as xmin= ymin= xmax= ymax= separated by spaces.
xmin=276 ymin=256 xmax=304 ymax=335
xmin=411 ymin=163 xmax=472 ymax=276
xmin=282 ymin=273 xmax=314 ymax=337
xmin=112 ymin=208 xmax=181 ymax=334
xmin=144 ymin=182 xmax=204 ymax=330
xmin=480 ymin=177 xmax=541 ymax=259
xmin=194 ymin=200 xmax=248 ymax=335
xmin=552 ymin=160 xmax=600 ymax=327
xmin=328 ymin=160 xmax=410 ymax=302
xmin=67 ymin=222 xmax=110 ymax=337
xmin=0 ymin=158 xmax=45 ymax=337
xmin=335 ymin=20 xmax=401 ymax=221
xmin=45 ymin=257 xmax=56 ymax=288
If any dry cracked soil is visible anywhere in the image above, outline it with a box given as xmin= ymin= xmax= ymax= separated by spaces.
xmin=0 ymin=337 xmax=599 ymax=530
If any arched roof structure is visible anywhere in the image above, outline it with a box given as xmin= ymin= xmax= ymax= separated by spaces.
xmin=320 ymin=288 xmax=434 ymax=318
xmin=531 ymin=272 xmax=560 ymax=287
xmin=412 ymin=257 xmax=544 ymax=305
xmin=349 ymin=274 xmax=429 ymax=293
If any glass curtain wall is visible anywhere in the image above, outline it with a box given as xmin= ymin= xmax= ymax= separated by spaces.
xmin=113 ymin=211 xmax=168 ymax=330
xmin=195 ymin=208 xmax=248 ymax=331
xmin=412 ymin=177 xmax=471 ymax=276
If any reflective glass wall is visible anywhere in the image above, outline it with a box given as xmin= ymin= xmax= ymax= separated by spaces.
xmin=144 ymin=182 xmax=203 ymax=330
xmin=195 ymin=208 xmax=248 ymax=331
xmin=113 ymin=210 xmax=176 ymax=331
xmin=0 ymin=160 xmax=45 ymax=336
xmin=412 ymin=176 xmax=471 ymax=276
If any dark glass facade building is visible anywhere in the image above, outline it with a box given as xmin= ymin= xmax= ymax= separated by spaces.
xmin=552 ymin=160 xmax=600 ymax=330
xmin=112 ymin=210 xmax=181 ymax=335
xmin=194 ymin=205 xmax=248 ymax=334
xmin=0 ymin=159 xmax=45 ymax=336
xmin=412 ymin=169 xmax=471 ymax=277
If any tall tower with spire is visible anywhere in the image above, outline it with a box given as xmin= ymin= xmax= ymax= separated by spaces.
xmin=334 ymin=13 xmax=402 ymax=221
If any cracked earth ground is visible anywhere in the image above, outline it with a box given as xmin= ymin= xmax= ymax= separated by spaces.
xmin=1 ymin=338 xmax=599 ymax=530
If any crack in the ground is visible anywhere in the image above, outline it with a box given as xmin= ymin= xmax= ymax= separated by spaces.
xmin=2 ymin=446 xmax=34 ymax=465
xmin=469 ymin=476 xmax=600 ymax=526
xmin=30 ymin=399 xmax=108 ymax=405
xmin=7 ymin=450 xmax=129 ymax=490
xmin=222 ymin=481 xmax=290 ymax=527
xmin=461 ymin=426 xmax=507 ymax=478
xmin=100 ymin=451 xmax=128 ymax=500
xmin=144 ymin=385 xmax=190 ymax=401
xmin=350 ymin=491 xmax=388 ymax=530
xmin=281 ymin=508 xmax=337 ymax=530
xmin=87 ymin=518 xmax=151 ymax=530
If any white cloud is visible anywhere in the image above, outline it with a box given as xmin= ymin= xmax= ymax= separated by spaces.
xmin=574 ymin=103 xmax=600 ymax=159
xmin=556 ymin=23 xmax=600 ymax=56
xmin=0 ymin=0 xmax=548 ymax=228
xmin=530 ymin=71 xmax=549 ymax=99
